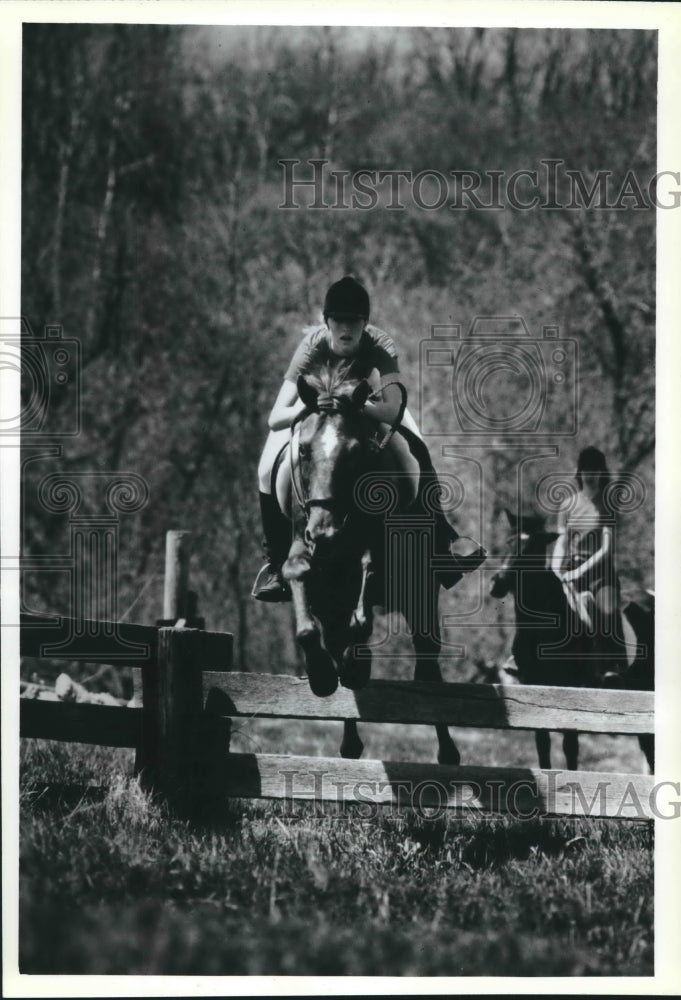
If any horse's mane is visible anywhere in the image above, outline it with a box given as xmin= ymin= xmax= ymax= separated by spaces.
xmin=302 ymin=363 xmax=359 ymax=399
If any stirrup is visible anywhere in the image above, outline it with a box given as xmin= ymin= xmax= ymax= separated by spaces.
xmin=251 ymin=563 xmax=291 ymax=603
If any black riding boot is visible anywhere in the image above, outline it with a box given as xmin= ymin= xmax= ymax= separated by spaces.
xmin=252 ymin=492 xmax=291 ymax=602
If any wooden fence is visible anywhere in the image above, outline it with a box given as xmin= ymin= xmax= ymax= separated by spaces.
xmin=19 ymin=532 xmax=656 ymax=821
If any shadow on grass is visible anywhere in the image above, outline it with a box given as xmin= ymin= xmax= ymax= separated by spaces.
xmin=19 ymin=900 xmax=652 ymax=976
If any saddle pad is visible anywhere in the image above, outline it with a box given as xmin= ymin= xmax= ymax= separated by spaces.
xmin=270 ymin=440 xmax=289 ymax=511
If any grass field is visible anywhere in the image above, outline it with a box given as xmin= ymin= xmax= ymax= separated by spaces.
xmin=19 ymin=715 xmax=653 ymax=977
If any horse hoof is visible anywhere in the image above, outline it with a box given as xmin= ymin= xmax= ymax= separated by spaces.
xmin=298 ymin=631 xmax=338 ymax=698
xmin=307 ymin=659 xmax=339 ymax=697
xmin=437 ymin=742 xmax=461 ymax=766
xmin=338 ymin=645 xmax=371 ymax=690
xmin=340 ymin=737 xmax=364 ymax=759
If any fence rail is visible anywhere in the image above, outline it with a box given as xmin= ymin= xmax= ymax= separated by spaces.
xmin=223 ymin=753 xmax=656 ymax=821
xmin=19 ymin=531 xmax=655 ymax=821
xmin=20 ymin=611 xmax=233 ymax=669
xmin=21 ymin=700 xmax=143 ymax=748
xmin=203 ymin=672 xmax=653 ymax=734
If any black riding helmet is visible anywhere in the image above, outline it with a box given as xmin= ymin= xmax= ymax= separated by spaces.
xmin=576 ymin=446 xmax=610 ymax=491
xmin=323 ymin=276 xmax=370 ymax=321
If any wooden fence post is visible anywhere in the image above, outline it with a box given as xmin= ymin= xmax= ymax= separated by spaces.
xmin=135 ymin=530 xmax=191 ymax=782
xmin=163 ymin=529 xmax=191 ymax=623
xmin=156 ymin=626 xmax=230 ymax=817
xmin=156 ymin=627 xmax=203 ymax=814
xmin=136 ymin=529 xmax=230 ymax=813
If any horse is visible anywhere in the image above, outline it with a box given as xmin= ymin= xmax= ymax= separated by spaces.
xmin=278 ymin=367 xmax=460 ymax=764
xmin=604 ymin=592 xmax=655 ymax=773
xmin=490 ymin=509 xmax=653 ymax=772
xmin=489 ymin=509 xmax=594 ymax=770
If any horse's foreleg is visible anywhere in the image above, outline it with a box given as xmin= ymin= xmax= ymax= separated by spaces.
xmin=340 ymin=720 xmax=364 ymax=759
xmin=536 ymin=730 xmax=552 ymax=769
xmin=435 ymin=723 xmax=460 ymax=766
xmin=562 ymin=731 xmax=579 ymax=771
xmin=283 ymin=543 xmax=338 ymax=698
xmin=339 ymin=549 xmax=374 ymax=690
xmin=638 ymin=734 xmax=654 ymax=774
xmin=292 ymin=588 xmax=338 ymax=698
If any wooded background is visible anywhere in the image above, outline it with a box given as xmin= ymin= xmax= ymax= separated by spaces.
xmin=21 ymin=25 xmax=655 ymax=680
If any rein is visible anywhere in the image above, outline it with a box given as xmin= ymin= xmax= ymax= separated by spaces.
xmin=371 ymin=376 xmax=407 ymax=453
xmin=289 ymin=412 xmax=308 ymax=515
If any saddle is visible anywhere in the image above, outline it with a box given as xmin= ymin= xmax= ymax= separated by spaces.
xmin=270 ymin=441 xmax=289 ymax=503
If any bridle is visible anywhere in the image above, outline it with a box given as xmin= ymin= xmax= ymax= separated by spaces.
xmin=289 ymin=415 xmax=330 ymax=519
xmin=288 ymin=401 xmax=355 ymax=526
xmin=369 ymin=375 xmax=408 ymax=454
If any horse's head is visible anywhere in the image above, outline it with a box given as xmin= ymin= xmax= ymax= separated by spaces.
xmin=294 ymin=371 xmax=375 ymax=554
xmin=490 ymin=508 xmax=559 ymax=599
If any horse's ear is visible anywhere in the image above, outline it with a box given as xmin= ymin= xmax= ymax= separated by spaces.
xmin=350 ymin=379 xmax=371 ymax=410
xmin=541 ymin=531 xmax=560 ymax=546
xmin=504 ymin=508 xmax=518 ymax=528
xmin=351 ymin=380 xmax=372 ymax=409
xmin=297 ymin=375 xmax=318 ymax=411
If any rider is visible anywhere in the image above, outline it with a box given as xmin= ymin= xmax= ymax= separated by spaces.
xmin=551 ymin=445 xmax=624 ymax=675
xmin=252 ymin=275 xmax=475 ymax=601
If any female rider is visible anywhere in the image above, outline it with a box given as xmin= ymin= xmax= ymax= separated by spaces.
xmin=252 ymin=275 xmax=473 ymax=601
xmin=551 ymin=446 xmax=624 ymax=675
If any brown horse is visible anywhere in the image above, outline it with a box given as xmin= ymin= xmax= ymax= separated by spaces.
xmin=278 ymin=368 xmax=460 ymax=764
xmin=604 ymin=592 xmax=654 ymax=772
